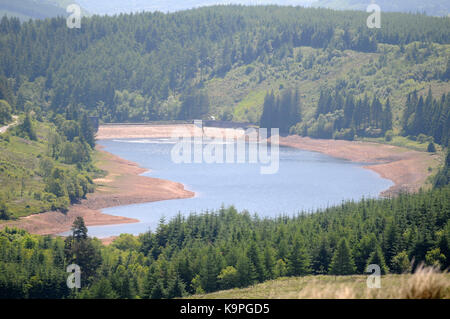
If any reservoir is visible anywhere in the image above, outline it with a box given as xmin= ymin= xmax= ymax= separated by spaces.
xmin=80 ymin=138 xmax=393 ymax=238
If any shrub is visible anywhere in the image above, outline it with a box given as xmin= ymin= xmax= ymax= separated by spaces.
xmin=217 ymin=266 xmax=240 ymax=290
xmin=333 ymin=128 xmax=355 ymax=141
xmin=427 ymin=142 xmax=436 ymax=153
xmin=0 ymin=202 xmax=11 ymax=220
xmin=417 ymin=134 xmax=432 ymax=144
xmin=391 ymin=251 xmax=412 ymax=274
xmin=385 ymin=130 xmax=394 ymax=142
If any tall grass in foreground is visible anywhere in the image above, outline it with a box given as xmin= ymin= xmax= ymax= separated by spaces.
xmin=397 ymin=264 xmax=449 ymax=299
xmin=192 ymin=265 xmax=450 ymax=299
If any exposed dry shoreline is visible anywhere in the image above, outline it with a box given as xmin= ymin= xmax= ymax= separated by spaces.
xmin=1 ymin=145 xmax=194 ymax=237
xmin=278 ymin=135 xmax=440 ymax=197
xmin=2 ymin=124 xmax=439 ymax=243
xmin=98 ymin=124 xmax=440 ymax=197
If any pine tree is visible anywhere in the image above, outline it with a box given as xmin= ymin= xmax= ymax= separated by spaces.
xmin=89 ymin=278 xmax=116 ymax=299
xmin=260 ymin=91 xmax=276 ymax=129
xmin=312 ymin=238 xmax=332 ymax=275
xmin=343 ymin=94 xmax=355 ymax=128
xmin=80 ymin=113 xmax=95 ymax=148
xmin=201 ymin=246 xmax=220 ymax=292
xmin=292 ymin=88 xmax=302 ymax=126
xmin=427 ymin=142 xmax=436 ymax=152
xmin=383 ymin=222 xmax=400 ymax=267
xmin=263 ymin=246 xmax=276 ymax=280
xmin=167 ymin=274 xmax=186 ymax=298
xmin=236 ymin=253 xmax=256 ymax=287
xmin=21 ymin=112 xmax=37 ymax=141
xmin=316 ymin=90 xmax=331 ymax=118
xmin=382 ymin=98 xmax=393 ymax=132
xmin=64 ymin=217 xmax=101 ymax=284
xmin=413 ymin=96 xmax=425 ymax=136
xmin=329 ymin=238 xmax=356 ymax=275
xmin=366 ymin=245 xmax=389 ymax=275
xmin=371 ymin=97 xmax=383 ymax=128
xmin=287 ymin=238 xmax=311 ymax=276
xmin=354 ymin=234 xmax=378 ymax=273
xmin=71 ymin=217 xmax=88 ymax=240
xmin=247 ymin=241 xmax=266 ymax=282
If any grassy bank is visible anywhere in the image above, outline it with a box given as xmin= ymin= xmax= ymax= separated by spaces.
xmin=0 ymin=122 xmax=58 ymax=218
xmin=0 ymin=119 xmax=98 ymax=220
xmin=191 ymin=267 xmax=450 ymax=299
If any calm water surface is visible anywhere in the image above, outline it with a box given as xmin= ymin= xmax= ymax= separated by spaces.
xmin=67 ymin=138 xmax=393 ymax=238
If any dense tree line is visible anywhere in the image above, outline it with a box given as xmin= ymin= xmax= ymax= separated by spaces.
xmin=288 ymin=85 xmax=449 ymax=146
xmin=290 ymin=89 xmax=392 ymax=140
xmin=402 ymin=88 xmax=450 ymax=147
xmin=260 ymin=88 xmax=301 ymax=134
xmin=177 ymin=91 xmax=210 ymax=120
xmin=1 ymin=184 xmax=448 ymax=298
xmin=0 ymin=6 xmax=448 ymax=122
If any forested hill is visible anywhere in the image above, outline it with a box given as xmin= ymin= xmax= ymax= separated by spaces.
xmin=314 ymin=0 xmax=449 ymax=17
xmin=0 ymin=6 xmax=449 ymax=141
xmin=74 ymin=1 xmax=449 ymax=16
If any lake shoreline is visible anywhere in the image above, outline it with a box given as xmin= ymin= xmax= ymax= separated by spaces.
xmin=2 ymin=124 xmax=439 ymax=244
xmin=97 ymin=123 xmax=439 ymax=197
xmin=278 ymin=135 xmax=439 ymax=197
xmin=0 ymin=145 xmax=194 ymax=240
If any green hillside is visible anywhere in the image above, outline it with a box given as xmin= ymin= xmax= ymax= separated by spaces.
xmin=1 ymin=6 xmax=448 ymax=128
xmin=314 ymin=0 xmax=449 ymax=16
xmin=206 ymin=43 xmax=449 ymax=126
xmin=0 ymin=5 xmax=447 ymax=148
xmin=0 ymin=112 xmax=98 ymax=220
